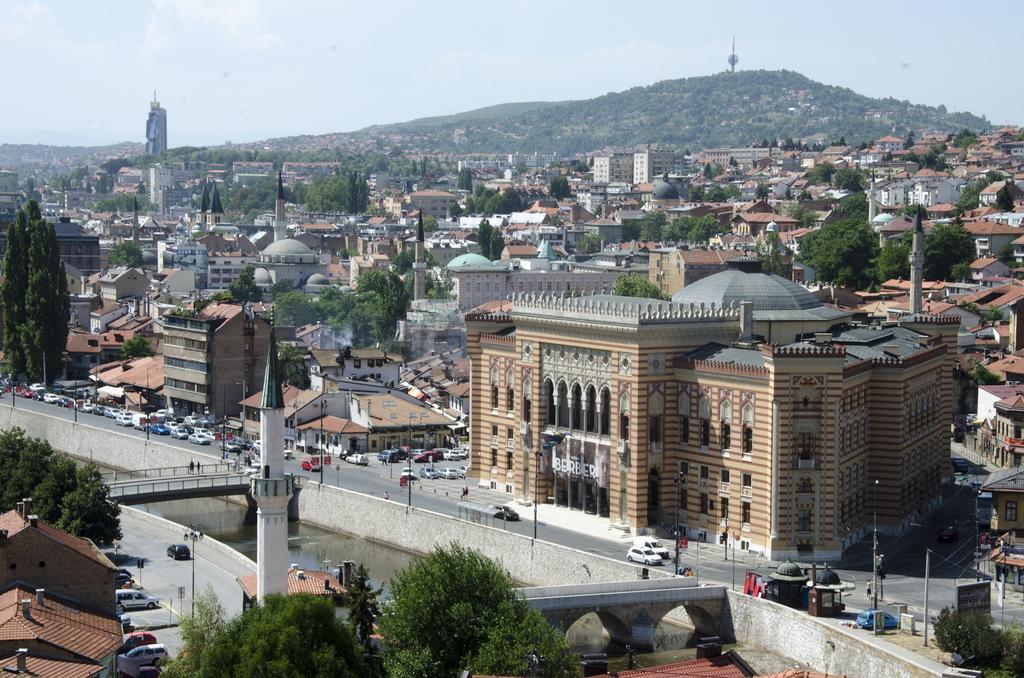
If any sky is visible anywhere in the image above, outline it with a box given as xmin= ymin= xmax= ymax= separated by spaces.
xmin=3 ymin=0 xmax=1022 ymax=148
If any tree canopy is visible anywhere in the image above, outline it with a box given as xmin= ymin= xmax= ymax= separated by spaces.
xmin=548 ymin=176 xmax=570 ymax=200
xmin=165 ymin=592 xmax=367 ymax=678
xmin=278 ymin=341 xmax=310 ymax=389
xmin=800 ymin=219 xmax=878 ymax=288
xmin=228 ymin=265 xmax=263 ymax=303
xmin=118 ymin=335 xmax=155 ymax=360
xmin=875 ymin=234 xmax=910 ymax=283
xmin=107 ymin=242 xmax=144 ymax=268
xmin=923 ymin=222 xmax=975 ymax=281
xmin=379 ymin=544 xmax=576 ymax=678
xmin=612 ymin=274 xmax=666 ymax=300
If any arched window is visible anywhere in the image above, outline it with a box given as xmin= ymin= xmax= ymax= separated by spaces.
xmin=571 ymin=383 xmax=582 ymax=430
xmin=545 ymin=379 xmax=555 ymax=425
xmin=678 ymin=392 xmax=691 ymax=444
xmin=647 ymin=468 xmax=660 ymax=518
xmin=720 ymin=398 xmax=732 ymax=450
xmin=523 ymin=378 xmax=532 ymax=424
xmin=490 ymin=365 xmax=500 ymax=410
xmin=698 ymin=396 xmax=711 ymax=447
xmin=618 ymin=391 xmax=630 ymax=441
xmin=585 ymin=385 xmax=597 ymax=433
xmin=505 ymin=367 xmax=515 ymax=412
xmin=741 ymin=404 xmax=754 ymax=455
xmin=557 ymin=382 xmax=569 ymax=428
xmin=798 ymin=478 xmax=813 ymax=494
xmin=648 ymin=391 xmax=664 ymax=446
xmin=600 ymin=387 xmax=611 ymax=435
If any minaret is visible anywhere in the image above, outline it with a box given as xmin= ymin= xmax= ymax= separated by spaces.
xmin=909 ymin=211 xmax=924 ymax=316
xmin=412 ymin=211 xmax=427 ymax=301
xmin=867 ymin=173 xmax=876 ymax=226
xmin=728 ymin=36 xmax=739 ymax=73
xmin=132 ymin=197 xmax=140 ymax=248
xmin=251 ymin=321 xmax=293 ymax=601
xmin=274 ymin=170 xmax=286 ymax=243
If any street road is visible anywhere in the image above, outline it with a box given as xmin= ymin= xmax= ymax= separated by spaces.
xmin=11 ymin=395 xmax=1011 ymax=631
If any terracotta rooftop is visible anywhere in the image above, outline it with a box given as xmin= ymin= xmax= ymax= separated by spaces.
xmin=0 ymin=586 xmax=122 ymax=662
xmin=0 ymin=651 xmax=103 ymax=678
xmin=238 ymin=566 xmax=345 ymax=599
xmin=296 ymin=416 xmax=367 ymax=435
xmin=0 ymin=511 xmax=113 ymax=571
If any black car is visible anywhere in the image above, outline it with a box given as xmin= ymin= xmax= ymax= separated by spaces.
xmin=166 ymin=543 xmax=191 ymax=560
xmin=492 ymin=505 xmax=520 ymax=521
xmin=115 ymin=572 xmax=135 ymax=587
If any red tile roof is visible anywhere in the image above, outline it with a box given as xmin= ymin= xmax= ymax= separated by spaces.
xmin=599 ymin=655 xmax=748 ymax=678
xmin=0 ymin=511 xmax=113 ymax=571
xmin=238 ymin=566 xmax=345 ymax=599
xmin=297 ymin=416 xmax=367 ymax=435
xmin=0 ymin=586 xmax=122 ymax=662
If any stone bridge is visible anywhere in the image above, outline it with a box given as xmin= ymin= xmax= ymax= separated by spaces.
xmin=520 ymin=577 xmax=728 ymax=650
xmin=103 ymin=464 xmax=302 ymax=522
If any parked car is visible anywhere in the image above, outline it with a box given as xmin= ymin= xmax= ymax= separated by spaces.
xmin=446 ymin=448 xmax=469 ymax=461
xmin=183 ymin=415 xmax=200 ymax=426
xmin=412 ymin=450 xmax=436 ymax=463
xmin=105 ymin=407 xmax=121 ymax=419
xmin=492 ymin=505 xmax=520 ymax=521
xmin=456 ymin=465 xmax=469 ymax=478
xmin=419 ymin=467 xmax=440 ymax=479
xmin=115 ymin=590 xmax=159 ymax=610
xmin=149 ymin=423 xmax=171 ymax=436
xmin=855 ymin=609 xmax=899 ymax=630
xmin=117 ymin=644 xmax=168 ymax=674
xmin=42 ymin=392 xmax=61 ymax=404
xmin=170 ymin=425 xmax=190 ymax=440
xmin=301 ymin=457 xmax=321 ymax=471
xmin=346 ymin=453 xmax=369 ymax=466
xmin=188 ymin=432 xmax=213 ymax=445
xmin=115 ymin=572 xmax=135 ymax=588
xmin=121 ymin=631 xmax=158 ymax=653
xmin=116 ymin=413 xmax=136 ymax=427
xmin=399 ymin=467 xmax=417 ymax=480
xmin=626 ymin=547 xmax=663 ymax=565
xmin=79 ymin=401 xmax=96 ymax=414
xmin=937 ymin=526 xmax=959 ymax=542
xmin=166 ymin=543 xmax=191 ymax=560
xmin=438 ymin=467 xmax=461 ymax=480
xmin=632 ymin=536 xmax=671 ymax=559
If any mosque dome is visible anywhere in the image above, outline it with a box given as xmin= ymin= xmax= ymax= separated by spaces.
xmin=652 ymin=179 xmax=680 ymax=200
xmin=262 ymin=238 xmax=315 ymax=258
xmin=253 ymin=267 xmax=273 ymax=286
xmin=872 ymin=213 xmax=896 ymax=226
xmin=766 ymin=220 xmax=779 ymax=233
xmin=306 ymin=273 xmax=329 ymax=286
xmin=447 ymin=253 xmax=494 ymax=270
xmin=671 ymin=261 xmax=822 ymax=311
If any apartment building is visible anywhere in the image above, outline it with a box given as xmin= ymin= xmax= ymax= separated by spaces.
xmin=633 ymin=145 xmax=685 ymax=185
xmin=593 ymin=154 xmax=635 ymax=184
xmin=160 ymin=302 xmax=271 ymax=419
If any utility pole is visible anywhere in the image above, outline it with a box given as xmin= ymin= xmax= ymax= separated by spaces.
xmin=872 ymin=479 xmax=880 ymax=634
xmin=675 ymin=461 xmax=684 ymax=575
xmin=184 ymin=524 xmax=203 ymax=615
xmin=320 ymin=399 xmax=327 ymax=486
xmin=923 ymin=548 xmax=931 ymax=647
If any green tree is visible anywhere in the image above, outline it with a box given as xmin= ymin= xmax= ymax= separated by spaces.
xmin=577 ymin=233 xmax=605 ymax=254
xmin=56 ymin=465 xmax=121 ymax=544
xmin=786 ymin=203 xmax=818 ymax=229
xmin=800 ymin=219 xmax=878 ymax=288
xmin=274 ymin=291 xmax=318 ymax=327
xmin=118 ymin=335 xmax=155 ymax=359
xmin=704 ymin=184 xmax=740 ymax=202
xmin=477 ymin=220 xmax=493 ymax=259
xmin=305 ymin=175 xmax=350 ymax=212
xmin=953 ymin=128 xmax=978 ymax=149
xmin=268 ymin=279 xmax=295 ymax=299
xmin=923 ymin=222 xmax=975 ymax=281
xmin=808 ymin=162 xmax=835 ymax=185
xmin=612 ymin=274 xmax=666 ymax=300
xmin=379 ymin=544 xmax=576 ymax=678
xmin=1 ymin=209 xmax=29 ymax=377
xmin=834 ymin=168 xmax=865 ymax=192
xmin=0 ymin=428 xmax=53 ymax=513
xmin=1003 ymin=622 xmax=1024 ymax=675
xmin=756 ymin=232 xmax=788 ymax=276
xmin=107 ymin=242 xmax=144 ymax=268
xmin=755 ymin=182 xmax=769 ymax=199
xmin=346 ymin=564 xmax=382 ymax=655
xmin=392 ymin=249 xmax=414 ymax=274
xmin=968 ymin=359 xmax=1001 ymax=386
xmin=427 ymin=266 xmax=454 ymax=300
xmin=548 ymin=176 xmax=570 ymax=200
xmin=228 ymin=265 xmax=263 ymax=303
xmin=637 ymin=212 xmax=667 ymax=241
xmin=933 ymin=607 xmax=1002 ymax=663
xmin=171 ymin=593 xmax=367 ymax=678
xmin=997 ymin=242 xmax=1016 ymax=266
xmin=489 ymin=230 xmax=505 ymax=261
xmin=957 ymin=177 xmax=991 ymax=212
xmin=457 ymin=167 xmax=473 ymax=191
xmin=996 ymin=183 xmax=1017 ymax=212
xmin=162 ymin=587 xmax=226 ymax=678
xmin=277 ymin=342 xmax=310 ymax=389
xmin=876 ymin=235 xmax=911 ymax=282
xmin=22 ymin=203 xmax=69 ymax=384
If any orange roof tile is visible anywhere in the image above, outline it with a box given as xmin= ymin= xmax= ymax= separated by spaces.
xmin=0 ymin=511 xmax=113 ymax=571
xmin=238 ymin=567 xmax=345 ymax=599
xmin=0 ymin=586 xmax=122 ymax=662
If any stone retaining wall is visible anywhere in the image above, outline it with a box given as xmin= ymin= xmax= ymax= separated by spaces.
xmin=119 ymin=505 xmax=255 ymax=575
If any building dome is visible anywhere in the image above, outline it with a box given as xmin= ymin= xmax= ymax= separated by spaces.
xmin=253 ymin=267 xmax=273 ymax=286
xmin=306 ymin=273 xmax=329 ymax=286
xmin=766 ymin=220 xmax=779 ymax=233
xmin=872 ymin=213 xmax=896 ymax=226
xmin=142 ymin=250 xmax=158 ymax=267
xmin=447 ymin=253 xmax=494 ymax=270
xmin=815 ymin=565 xmax=841 ymax=587
xmin=769 ymin=559 xmax=807 ymax=582
xmin=338 ymin=285 xmax=354 ymax=294
xmin=262 ymin=238 xmax=314 ymax=258
xmin=652 ymin=179 xmax=680 ymax=200
xmin=671 ymin=265 xmax=822 ymax=311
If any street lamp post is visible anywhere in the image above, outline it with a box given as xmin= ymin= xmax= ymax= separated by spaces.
xmin=674 ymin=462 xmax=685 ymax=576
xmin=184 ymin=524 xmax=203 ymax=615
xmin=320 ymin=400 xmax=327 ymax=486
xmin=923 ymin=548 xmax=931 ymax=647
xmin=872 ymin=479 xmax=880 ymax=634
xmin=533 ymin=450 xmax=542 ymax=543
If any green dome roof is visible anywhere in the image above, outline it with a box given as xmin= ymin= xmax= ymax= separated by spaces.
xmin=306 ymin=273 xmax=329 ymax=286
xmin=769 ymin=559 xmax=807 ymax=582
xmin=815 ymin=565 xmax=841 ymax=587
xmin=447 ymin=253 xmax=493 ymax=270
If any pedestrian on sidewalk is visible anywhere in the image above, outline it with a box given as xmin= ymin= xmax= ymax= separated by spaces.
xmin=384 ymin=491 xmax=390 ymax=500
xmin=189 ymin=460 xmax=195 ymax=475
xmin=196 ymin=461 xmax=202 ymax=474
xmin=866 ymin=579 xmax=871 ymax=598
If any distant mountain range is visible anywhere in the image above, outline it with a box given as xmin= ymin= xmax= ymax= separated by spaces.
xmin=339 ymin=69 xmax=989 ymax=154
xmin=0 ymin=70 xmax=993 ymax=169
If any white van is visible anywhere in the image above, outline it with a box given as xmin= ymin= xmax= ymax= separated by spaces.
xmin=632 ymin=536 xmax=670 ymax=559
xmin=116 ymin=589 xmax=159 ymax=610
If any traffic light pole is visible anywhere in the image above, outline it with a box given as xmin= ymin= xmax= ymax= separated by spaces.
xmin=674 ymin=462 xmax=684 ymax=575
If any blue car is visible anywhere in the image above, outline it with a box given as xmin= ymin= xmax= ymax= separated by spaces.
xmin=855 ymin=609 xmax=898 ymax=630
xmin=149 ymin=423 xmax=171 ymax=436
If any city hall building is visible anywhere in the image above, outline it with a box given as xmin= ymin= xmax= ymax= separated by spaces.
xmin=467 ymin=260 xmax=957 ymax=560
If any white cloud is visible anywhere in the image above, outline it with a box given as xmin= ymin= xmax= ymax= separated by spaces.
xmin=0 ymin=0 xmax=64 ymax=43
xmin=140 ymin=0 xmax=283 ymax=59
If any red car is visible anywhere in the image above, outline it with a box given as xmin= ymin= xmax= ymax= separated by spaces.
xmin=300 ymin=455 xmax=331 ymax=471
xmin=122 ymin=631 xmax=157 ymax=653
xmin=937 ymin=526 xmax=959 ymax=542
xmin=412 ymin=450 xmax=442 ymax=463
xmin=15 ymin=386 xmax=33 ymax=398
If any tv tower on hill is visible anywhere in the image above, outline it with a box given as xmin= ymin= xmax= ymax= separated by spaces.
xmin=728 ymin=36 xmax=739 ymax=72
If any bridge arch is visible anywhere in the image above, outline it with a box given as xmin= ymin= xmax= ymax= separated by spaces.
xmin=559 ymin=609 xmax=632 ymax=650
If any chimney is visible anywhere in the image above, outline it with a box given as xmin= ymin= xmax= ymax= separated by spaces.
xmin=341 ymin=560 xmax=355 ymax=587
xmin=27 ymin=516 xmax=38 ymax=528
xmin=35 ymin=589 xmax=44 ymax=606
xmin=21 ymin=499 xmax=31 ymax=517
xmin=16 ymin=649 xmax=27 ymax=672
xmin=739 ymin=301 xmax=754 ymax=341
xmin=813 ymin=333 xmax=832 ymax=344
xmin=811 ymin=563 xmax=817 ymax=587
xmin=15 ymin=501 xmax=24 ymax=519
xmin=20 ymin=599 xmax=30 ymax=617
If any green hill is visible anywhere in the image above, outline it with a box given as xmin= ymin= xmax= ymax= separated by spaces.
xmin=350 ymin=69 xmax=989 ymax=154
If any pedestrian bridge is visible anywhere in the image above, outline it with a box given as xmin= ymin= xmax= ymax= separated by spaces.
xmin=102 ymin=464 xmax=302 ymax=522
xmin=520 ymin=577 xmax=728 ymax=649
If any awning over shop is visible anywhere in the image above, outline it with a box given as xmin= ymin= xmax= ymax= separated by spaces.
xmin=97 ymin=385 xmax=124 ymax=399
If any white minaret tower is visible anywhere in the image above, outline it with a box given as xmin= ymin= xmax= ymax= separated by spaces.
xmin=412 ymin=211 xmax=427 ymax=302
xmin=251 ymin=320 xmax=293 ymax=600
xmin=132 ymin=196 xmax=140 ymax=249
xmin=909 ymin=211 xmax=924 ymax=316
xmin=273 ymin=171 xmax=287 ymax=243
xmin=867 ymin=174 xmax=876 ymax=226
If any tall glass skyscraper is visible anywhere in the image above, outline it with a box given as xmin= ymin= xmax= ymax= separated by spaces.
xmin=145 ymin=92 xmax=167 ymax=155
